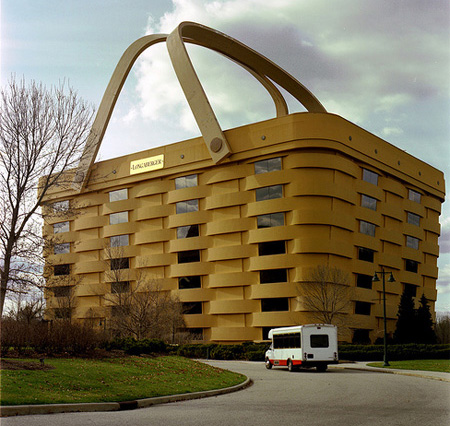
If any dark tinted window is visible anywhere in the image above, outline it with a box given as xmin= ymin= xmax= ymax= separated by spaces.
xmin=179 ymin=276 xmax=201 ymax=289
xmin=54 ymin=264 xmax=70 ymax=276
xmin=258 ymin=241 xmax=286 ymax=256
xmin=404 ymin=283 xmax=417 ymax=297
xmin=355 ymin=301 xmax=371 ymax=315
xmin=261 ymin=298 xmax=289 ymax=312
xmin=310 ymin=334 xmax=329 ymax=348
xmin=358 ymin=247 xmax=374 ymax=263
xmin=182 ymin=302 xmax=202 ymax=315
xmin=111 ymin=258 xmax=129 ymax=270
xmin=405 ymin=259 xmax=418 ymax=273
xmin=178 ymin=250 xmax=200 ymax=264
xmin=356 ymin=274 xmax=372 ymax=289
xmin=260 ymin=269 xmax=288 ymax=284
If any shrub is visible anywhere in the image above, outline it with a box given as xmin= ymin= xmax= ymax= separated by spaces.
xmin=103 ymin=337 xmax=167 ymax=355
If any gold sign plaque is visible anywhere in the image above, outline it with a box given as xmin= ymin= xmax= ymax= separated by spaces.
xmin=130 ymin=154 xmax=164 ymax=175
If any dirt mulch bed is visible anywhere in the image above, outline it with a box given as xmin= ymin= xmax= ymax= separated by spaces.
xmin=0 ymin=359 xmax=55 ymax=371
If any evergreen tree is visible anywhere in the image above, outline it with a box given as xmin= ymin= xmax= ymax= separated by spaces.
xmin=416 ymin=294 xmax=437 ymax=344
xmin=394 ymin=289 xmax=416 ymax=343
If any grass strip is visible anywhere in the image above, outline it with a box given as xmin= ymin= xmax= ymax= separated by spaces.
xmin=0 ymin=356 xmax=246 ymax=406
xmin=367 ymin=359 xmax=450 ymax=373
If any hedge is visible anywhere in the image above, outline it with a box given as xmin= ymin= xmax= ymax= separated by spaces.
xmin=102 ymin=337 xmax=167 ymax=355
xmin=169 ymin=342 xmax=450 ymax=362
xmin=338 ymin=343 xmax=450 ymax=361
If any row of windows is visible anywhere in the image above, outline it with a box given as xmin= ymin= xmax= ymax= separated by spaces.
xmin=359 ymin=219 xmax=421 ymax=249
xmin=362 ymin=168 xmax=422 ymax=204
xmin=357 ymin=246 xmax=419 ymax=272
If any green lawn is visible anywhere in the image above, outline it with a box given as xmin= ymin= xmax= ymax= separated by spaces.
xmin=367 ymin=359 xmax=450 ymax=373
xmin=0 ymin=356 xmax=246 ymax=406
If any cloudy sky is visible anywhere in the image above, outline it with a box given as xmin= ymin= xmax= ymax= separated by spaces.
xmin=1 ymin=0 xmax=449 ymax=311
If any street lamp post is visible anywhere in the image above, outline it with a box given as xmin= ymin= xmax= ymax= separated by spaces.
xmin=372 ymin=269 xmax=395 ymax=367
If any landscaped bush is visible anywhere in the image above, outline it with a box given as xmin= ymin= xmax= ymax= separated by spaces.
xmin=102 ymin=337 xmax=167 ymax=355
xmin=338 ymin=343 xmax=450 ymax=361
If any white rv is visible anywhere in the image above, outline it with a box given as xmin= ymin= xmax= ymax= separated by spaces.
xmin=265 ymin=324 xmax=338 ymax=372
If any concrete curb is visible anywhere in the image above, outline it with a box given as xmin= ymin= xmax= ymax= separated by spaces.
xmin=0 ymin=377 xmax=252 ymax=418
xmin=330 ymin=363 xmax=450 ymax=382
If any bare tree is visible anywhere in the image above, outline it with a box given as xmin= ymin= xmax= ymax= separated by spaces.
xmin=102 ymin=244 xmax=185 ymax=342
xmin=297 ymin=265 xmax=351 ymax=325
xmin=0 ymin=77 xmax=94 ymax=315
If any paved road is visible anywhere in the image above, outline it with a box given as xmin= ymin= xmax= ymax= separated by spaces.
xmin=3 ymin=361 xmax=450 ymax=426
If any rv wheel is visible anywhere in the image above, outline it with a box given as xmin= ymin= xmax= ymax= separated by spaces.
xmin=265 ymin=358 xmax=273 ymax=369
xmin=288 ymin=359 xmax=295 ymax=372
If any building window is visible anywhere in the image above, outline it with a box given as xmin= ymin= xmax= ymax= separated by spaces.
xmin=358 ymin=247 xmax=374 ymax=263
xmin=54 ymin=264 xmax=70 ymax=276
xmin=255 ymin=185 xmax=283 ymax=201
xmin=182 ymin=302 xmax=202 ymax=315
xmin=109 ymin=188 xmax=128 ymax=202
xmin=175 ymin=174 xmax=198 ymax=189
xmin=404 ymin=283 xmax=417 ymax=297
xmin=54 ymin=221 xmax=69 ymax=233
xmin=257 ymin=212 xmax=284 ymax=228
xmin=361 ymin=194 xmax=377 ymax=211
xmin=260 ymin=269 xmax=288 ymax=284
xmin=352 ymin=329 xmax=370 ymax=344
xmin=356 ymin=274 xmax=372 ymax=289
xmin=52 ymin=286 xmax=71 ymax=298
xmin=355 ymin=301 xmax=371 ymax=316
xmin=176 ymin=199 xmax=199 ymax=214
xmin=179 ymin=276 xmax=201 ymax=289
xmin=261 ymin=298 xmax=289 ymax=312
xmin=110 ymin=235 xmax=129 ymax=247
xmin=258 ymin=241 xmax=286 ymax=256
xmin=178 ymin=250 xmax=200 ymax=264
xmin=406 ymin=235 xmax=419 ymax=250
xmin=111 ymin=281 xmax=130 ymax=294
xmin=359 ymin=220 xmax=376 ymax=237
xmin=408 ymin=189 xmax=421 ymax=203
xmin=362 ymin=169 xmax=378 ymax=185
xmin=407 ymin=212 xmax=420 ymax=226
xmin=405 ymin=259 xmax=418 ymax=273
xmin=54 ymin=243 xmax=70 ymax=254
xmin=111 ymin=258 xmax=129 ymax=270
xmin=53 ymin=200 xmax=70 ymax=212
xmin=110 ymin=211 xmax=128 ymax=225
xmin=177 ymin=224 xmax=199 ymax=239
xmin=254 ymin=157 xmax=282 ymax=174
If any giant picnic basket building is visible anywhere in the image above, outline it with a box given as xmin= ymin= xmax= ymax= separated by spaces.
xmin=42 ymin=23 xmax=445 ymax=343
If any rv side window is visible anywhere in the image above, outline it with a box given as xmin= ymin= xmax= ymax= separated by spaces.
xmin=273 ymin=332 xmax=301 ymax=349
xmin=310 ymin=334 xmax=329 ymax=348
